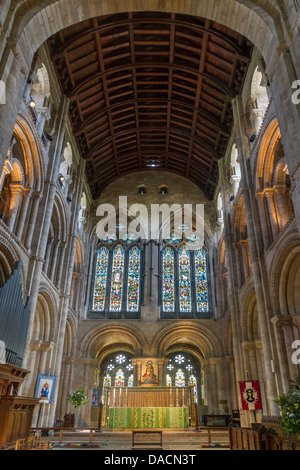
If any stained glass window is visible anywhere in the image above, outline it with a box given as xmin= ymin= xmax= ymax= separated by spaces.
xmin=175 ymin=369 xmax=185 ymax=387
xmin=166 ymin=374 xmax=172 ymax=387
xmin=128 ymin=374 xmax=134 ymax=387
xmin=115 ymin=354 xmax=126 ymax=364
xmin=178 ymin=245 xmax=192 ymax=312
xmin=115 ymin=368 xmax=125 ymax=387
xmin=109 ymin=245 xmax=125 ymax=312
xmin=188 ymin=375 xmax=198 ymax=402
xmin=127 ymin=247 xmax=141 ymax=312
xmin=162 ymin=247 xmax=175 ymax=312
xmin=103 ymin=374 xmax=111 ymax=387
xmin=195 ymin=249 xmax=209 ymax=312
xmin=175 ymin=354 xmax=185 ymax=365
xmin=92 ymin=247 xmax=109 ymax=311
xmin=161 ymin=243 xmax=209 ymax=316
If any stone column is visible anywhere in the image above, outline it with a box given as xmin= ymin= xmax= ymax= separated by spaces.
xmin=272 ymin=315 xmax=299 ymax=389
xmin=256 ymin=192 xmax=271 ymax=251
xmin=208 ymin=359 xmax=219 ymax=414
xmin=215 ymin=358 xmax=227 ymax=414
xmin=21 ymin=95 xmax=70 ymax=388
xmin=55 ymin=242 xmax=67 ymax=291
xmin=49 ymin=239 xmax=61 ymax=283
xmin=264 ymin=188 xmax=279 ymax=240
xmin=233 ymin=242 xmax=244 ymax=288
xmin=24 ymin=191 xmax=42 ymax=250
xmin=232 ymin=96 xmax=279 ymax=415
xmin=7 ymin=182 xmax=23 ymax=231
xmin=15 ymin=187 xmax=32 ymax=240
xmin=240 ymin=239 xmax=250 ymax=280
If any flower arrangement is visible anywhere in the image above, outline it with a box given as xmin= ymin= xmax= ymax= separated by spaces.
xmin=275 ymin=377 xmax=300 ymax=439
xmin=67 ymin=389 xmax=89 ymax=409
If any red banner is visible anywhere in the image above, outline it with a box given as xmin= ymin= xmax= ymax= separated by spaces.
xmin=239 ymin=380 xmax=263 ymax=410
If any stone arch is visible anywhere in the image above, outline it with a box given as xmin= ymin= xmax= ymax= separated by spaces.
xmin=12 ymin=1 xmax=282 ymax=72
xmin=232 ymin=193 xmax=252 ymax=285
xmin=78 ymin=323 xmax=148 ymax=360
xmin=240 ymin=288 xmax=259 ymax=342
xmin=0 ymin=235 xmax=27 ymax=298
xmin=255 ymin=118 xmax=294 ymax=246
xmin=63 ymin=315 xmax=77 ymax=357
xmin=270 ymin=231 xmax=300 ymax=317
xmin=153 ymin=322 xmax=223 ymax=359
xmin=32 ymin=288 xmax=57 ymax=344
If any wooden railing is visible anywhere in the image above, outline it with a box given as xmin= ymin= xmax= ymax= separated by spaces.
xmin=15 ymin=435 xmax=51 ymax=450
xmin=229 ymin=426 xmax=300 ymax=450
xmin=31 ymin=427 xmax=102 ymax=445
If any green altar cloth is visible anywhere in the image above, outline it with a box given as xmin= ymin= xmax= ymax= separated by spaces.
xmin=108 ymin=407 xmax=189 ymax=429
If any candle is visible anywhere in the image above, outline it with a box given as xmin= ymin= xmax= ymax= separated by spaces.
xmin=113 ymin=388 xmax=116 ymax=407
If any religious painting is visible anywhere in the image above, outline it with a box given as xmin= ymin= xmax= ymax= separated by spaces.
xmin=92 ymin=389 xmax=100 ymax=405
xmin=35 ymin=374 xmax=57 ymax=404
xmin=142 ymin=360 xmax=158 ymax=385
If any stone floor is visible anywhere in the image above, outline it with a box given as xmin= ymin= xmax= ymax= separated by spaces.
xmin=45 ymin=428 xmax=230 ymax=451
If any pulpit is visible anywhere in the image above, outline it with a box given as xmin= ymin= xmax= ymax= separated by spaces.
xmin=0 ymin=363 xmax=40 ymax=447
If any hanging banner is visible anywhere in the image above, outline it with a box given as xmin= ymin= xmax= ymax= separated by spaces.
xmin=239 ymin=380 xmax=263 ymax=410
xmin=35 ymin=374 xmax=57 ymax=404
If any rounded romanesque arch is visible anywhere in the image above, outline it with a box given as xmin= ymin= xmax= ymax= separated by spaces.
xmin=153 ymin=322 xmax=223 ymax=359
xmin=10 ymin=0 xmax=281 ymax=73
xmin=270 ymin=231 xmax=300 ymax=318
xmin=78 ymin=322 xmax=149 ymax=361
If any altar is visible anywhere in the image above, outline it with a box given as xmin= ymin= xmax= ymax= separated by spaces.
xmin=103 ymin=386 xmax=194 ymax=429
xmin=108 ymin=407 xmax=189 ymax=429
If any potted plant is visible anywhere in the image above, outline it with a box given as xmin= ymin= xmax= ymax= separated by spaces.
xmin=68 ymin=389 xmax=89 ymax=409
xmin=275 ymin=377 xmax=300 ymax=447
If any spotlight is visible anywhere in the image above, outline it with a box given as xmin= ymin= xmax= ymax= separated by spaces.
xmin=249 ymin=135 xmax=256 ymax=143
xmin=67 ymin=196 xmax=72 ymax=202
xmin=28 ymin=98 xmax=35 ymax=108
xmin=46 ymin=134 xmax=53 ymax=141
xmin=230 ymin=195 xmax=235 ymax=202
xmin=59 ymin=173 xmax=65 ymax=182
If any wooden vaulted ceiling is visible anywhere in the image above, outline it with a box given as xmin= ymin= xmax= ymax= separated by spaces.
xmin=48 ymin=12 xmax=253 ymax=200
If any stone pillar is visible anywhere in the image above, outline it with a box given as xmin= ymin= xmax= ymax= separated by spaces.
xmin=7 ymin=183 xmax=23 ymax=231
xmin=49 ymin=240 xmax=61 ymax=283
xmin=43 ymin=237 xmax=53 ymax=275
xmin=15 ymin=187 xmax=32 ymax=240
xmin=271 ymin=315 xmax=299 ymax=390
xmin=256 ymin=192 xmax=271 ymax=251
xmin=24 ymin=191 xmax=42 ymax=250
xmin=232 ymin=96 xmax=279 ymax=415
xmin=59 ymin=357 xmax=75 ymax=418
xmin=215 ymin=358 xmax=228 ymax=414
xmin=55 ymin=242 xmax=67 ymax=290
xmin=264 ymin=188 xmax=279 ymax=240
xmin=240 ymin=239 xmax=250 ymax=280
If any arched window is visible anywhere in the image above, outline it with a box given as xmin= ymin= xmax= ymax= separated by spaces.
xmin=166 ymin=374 xmax=172 ymax=387
xmin=98 ymin=353 xmax=134 ymax=400
xmin=91 ymin=242 xmax=143 ymax=318
xmin=110 ymin=245 xmax=125 ymax=312
xmin=127 ymin=247 xmax=141 ymax=312
xmin=115 ymin=368 xmax=125 ymax=387
xmin=194 ymin=248 xmax=209 ymax=313
xmin=175 ymin=369 xmax=185 ymax=387
xmin=161 ymin=244 xmax=210 ymax=318
xmin=92 ymin=247 xmax=109 ymax=311
xmin=166 ymin=353 xmax=200 ymax=403
xmin=128 ymin=374 xmax=134 ymax=387
xmin=162 ymin=247 xmax=175 ymax=313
